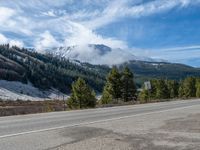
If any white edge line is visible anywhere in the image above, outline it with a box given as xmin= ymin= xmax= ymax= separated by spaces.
xmin=0 ymin=105 xmax=198 ymax=139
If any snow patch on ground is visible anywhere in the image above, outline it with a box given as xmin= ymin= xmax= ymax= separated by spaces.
xmin=0 ymin=80 xmax=69 ymax=101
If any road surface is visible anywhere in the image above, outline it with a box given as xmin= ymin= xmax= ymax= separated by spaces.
xmin=0 ymin=99 xmax=200 ymax=150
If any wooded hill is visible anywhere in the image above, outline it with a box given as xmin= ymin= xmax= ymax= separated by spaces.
xmin=0 ymin=44 xmax=109 ymax=93
xmin=0 ymin=44 xmax=200 ymax=93
xmin=119 ymin=60 xmax=200 ymax=86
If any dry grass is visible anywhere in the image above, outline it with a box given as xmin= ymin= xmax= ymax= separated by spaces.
xmin=0 ymin=99 xmax=66 ymax=116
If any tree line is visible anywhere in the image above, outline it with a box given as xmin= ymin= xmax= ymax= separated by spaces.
xmin=100 ymin=66 xmax=136 ymax=104
xmin=67 ymin=66 xmax=137 ymax=109
xmin=139 ymin=77 xmax=200 ymax=103
xmin=67 ymin=67 xmax=200 ymax=109
xmin=1 ymin=44 xmax=199 ymax=109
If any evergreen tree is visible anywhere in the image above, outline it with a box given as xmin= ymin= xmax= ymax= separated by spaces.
xmin=167 ymin=80 xmax=179 ymax=98
xmin=149 ymin=79 xmax=157 ymax=99
xmin=139 ymin=89 xmax=149 ymax=103
xmin=121 ymin=67 xmax=136 ymax=102
xmin=178 ymin=81 xmax=185 ymax=98
xmin=183 ymin=77 xmax=196 ymax=98
xmin=100 ymin=83 xmax=113 ymax=104
xmin=140 ymin=79 xmax=180 ymax=102
xmin=67 ymin=78 xmax=96 ymax=109
xmin=106 ymin=66 xmax=122 ymax=100
xmin=196 ymin=78 xmax=200 ymax=98
xmin=156 ymin=79 xmax=169 ymax=99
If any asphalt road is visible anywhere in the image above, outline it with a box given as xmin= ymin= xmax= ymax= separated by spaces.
xmin=0 ymin=99 xmax=200 ymax=150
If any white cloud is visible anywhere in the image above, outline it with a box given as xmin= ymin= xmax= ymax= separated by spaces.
xmin=64 ymin=22 xmax=127 ymax=49
xmin=0 ymin=0 xmax=200 ymax=66
xmin=9 ymin=40 xmax=24 ymax=48
xmin=35 ymin=31 xmax=61 ymax=52
xmin=0 ymin=7 xmax=15 ymax=23
xmin=0 ymin=0 xmax=199 ymax=49
xmin=56 ymin=44 xmax=136 ymax=65
xmin=93 ymin=48 xmax=135 ymax=65
xmin=0 ymin=6 xmax=33 ymax=36
xmin=0 ymin=33 xmax=8 ymax=44
xmin=157 ymin=45 xmax=200 ymax=52
xmin=42 ymin=10 xmax=57 ymax=17
xmin=0 ymin=33 xmax=24 ymax=47
xmin=83 ymin=0 xmax=200 ymax=29
xmin=131 ymin=45 xmax=200 ymax=64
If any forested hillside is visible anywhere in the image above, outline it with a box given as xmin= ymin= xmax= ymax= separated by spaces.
xmin=0 ymin=44 xmax=109 ymax=93
xmin=1 ymin=44 xmax=200 ymax=94
xmin=119 ymin=60 xmax=200 ymax=86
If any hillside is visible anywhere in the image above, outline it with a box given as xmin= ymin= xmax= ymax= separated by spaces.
xmin=0 ymin=44 xmax=109 ymax=93
xmin=119 ymin=60 xmax=200 ymax=86
xmin=0 ymin=80 xmax=68 ymax=100
xmin=0 ymin=44 xmax=200 ymax=96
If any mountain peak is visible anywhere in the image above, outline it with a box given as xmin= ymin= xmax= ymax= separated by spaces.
xmin=48 ymin=44 xmax=162 ymax=65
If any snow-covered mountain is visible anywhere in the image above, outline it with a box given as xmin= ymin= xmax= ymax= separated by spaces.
xmin=49 ymin=44 xmax=161 ymax=65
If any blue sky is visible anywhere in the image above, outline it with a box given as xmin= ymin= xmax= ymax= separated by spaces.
xmin=0 ymin=0 xmax=200 ymax=67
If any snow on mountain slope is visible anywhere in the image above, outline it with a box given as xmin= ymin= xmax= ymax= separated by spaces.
xmin=48 ymin=44 xmax=166 ymax=65
xmin=0 ymin=80 xmax=69 ymax=101
xmin=50 ymin=44 xmax=158 ymax=65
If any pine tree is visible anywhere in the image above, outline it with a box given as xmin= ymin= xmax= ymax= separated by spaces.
xmin=166 ymin=80 xmax=179 ymax=98
xmin=178 ymin=81 xmax=185 ymax=98
xmin=139 ymin=89 xmax=149 ymax=103
xmin=196 ymin=78 xmax=200 ymax=98
xmin=121 ymin=67 xmax=136 ymax=102
xmin=149 ymin=79 xmax=157 ymax=99
xmin=100 ymin=83 xmax=113 ymax=104
xmin=156 ymin=79 xmax=169 ymax=99
xmin=106 ymin=66 xmax=122 ymax=100
xmin=178 ymin=77 xmax=196 ymax=98
xmin=183 ymin=77 xmax=196 ymax=98
xmin=67 ymin=78 xmax=96 ymax=109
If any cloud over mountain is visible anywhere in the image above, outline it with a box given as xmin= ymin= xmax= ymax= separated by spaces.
xmin=0 ymin=0 xmax=200 ymax=66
